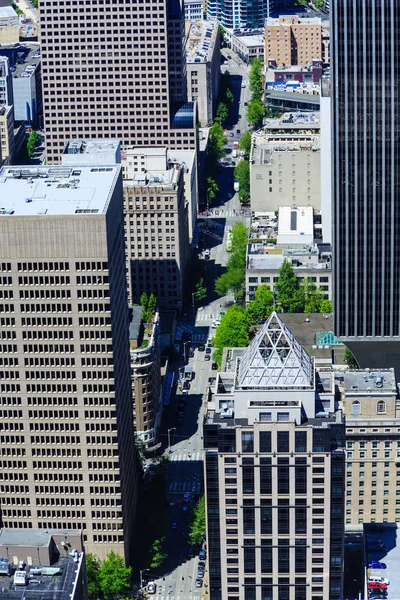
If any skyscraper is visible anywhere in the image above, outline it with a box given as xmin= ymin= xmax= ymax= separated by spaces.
xmin=40 ymin=0 xmax=196 ymax=163
xmin=204 ymin=313 xmax=345 ymax=600
xmin=207 ymin=0 xmax=273 ymax=30
xmin=332 ymin=0 xmax=400 ymax=368
xmin=0 ymin=164 xmax=140 ymax=562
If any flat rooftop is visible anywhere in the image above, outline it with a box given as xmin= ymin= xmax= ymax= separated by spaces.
xmin=0 ymin=165 xmax=121 ymax=216
xmin=186 ymin=20 xmax=218 ymax=63
xmin=344 ymin=369 xmax=397 ymax=395
xmin=7 ymin=45 xmax=40 ymax=78
xmin=266 ymin=16 xmax=322 ymax=26
xmin=123 ymin=165 xmax=181 ymax=188
xmin=262 ymin=111 xmax=320 ymax=130
xmin=234 ymin=33 xmax=264 ymax=47
xmin=63 ymin=139 xmax=120 ymax=156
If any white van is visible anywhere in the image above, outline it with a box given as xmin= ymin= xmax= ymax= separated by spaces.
xmin=368 ymin=576 xmax=389 ymax=585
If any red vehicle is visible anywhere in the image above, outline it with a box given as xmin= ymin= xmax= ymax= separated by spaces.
xmin=368 ymin=582 xmax=387 ymax=590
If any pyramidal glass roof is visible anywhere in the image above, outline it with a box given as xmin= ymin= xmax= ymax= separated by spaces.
xmin=237 ymin=311 xmax=314 ymax=389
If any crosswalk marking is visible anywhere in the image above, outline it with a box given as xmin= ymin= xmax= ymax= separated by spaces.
xmin=170 ymin=450 xmax=203 ymax=462
xmin=168 ymin=480 xmax=202 ymax=493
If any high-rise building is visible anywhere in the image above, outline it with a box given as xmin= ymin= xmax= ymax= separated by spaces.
xmin=208 ymin=0 xmax=273 ymax=30
xmin=40 ymin=0 xmax=196 ymax=163
xmin=123 ymin=148 xmax=190 ymax=309
xmin=340 ymin=368 xmax=400 ymax=526
xmin=0 ymin=164 xmax=140 ymax=562
xmin=331 ymin=0 xmax=400 ymax=368
xmin=204 ymin=312 xmax=345 ymax=600
xmin=264 ymin=17 xmax=322 ymax=67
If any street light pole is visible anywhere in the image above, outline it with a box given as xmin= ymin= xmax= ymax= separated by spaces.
xmin=140 ymin=568 xmax=149 ymax=589
xmin=192 ymin=292 xmax=196 ymax=310
xmin=168 ymin=427 xmax=176 ymax=453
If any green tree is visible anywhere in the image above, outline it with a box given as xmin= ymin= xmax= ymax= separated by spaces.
xmin=147 ymin=293 xmax=157 ymax=315
xmin=140 ymin=292 xmax=148 ymax=310
xmin=226 ymin=87 xmax=234 ymax=105
xmin=150 ymin=538 xmax=167 ymax=569
xmin=249 ymin=57 xmax=263 ymax=101
xmin=246 ymin=99 xmax=265 ymax=128
xmin=188 ymin=496 xmax=206 ymax=546
xmin=215 ymin=268 xmax=244 ymax=298
xmin=246 ymin=285 xmax=274 ymax=324
xmin=344 ymin=347 xmax=358 ymax=369
xmin=320 ymin=299 xmax=333 ymax=313
xmin=230 ymin=222 xmax=248 ymax=252
xmin=215 ymin=101 xmax=228 ymax=125
xmin=207 ymin=177 xmax=219 ymax=204
xmin=195 ymin=277 xmax=207 ymax=301
xmin=213 ymin=305 xmax=250 ymax=354
xmin=207 ymin=122 xmax=226 ymax=172
xmin=219 ymin=24 xmax=226 ymax=47
xmin=86 ymin=554 xmax=101 ymax=599
xmin=234 ymin=160 xmax=250 ymax=200
xmin=275 ymin=260 xmax=303 ymax=313
xmin=299 ymin=278 xmax=325 ymax=313
xmin=239 ymin=130 xmax=252 ymax=155
xmin=98 ymin=552 xmax=132 ymax=600
xmin=26 ymin=130 xmax=40 ymax=158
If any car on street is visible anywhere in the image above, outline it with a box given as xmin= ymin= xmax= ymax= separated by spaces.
xmin=197 ymin=568 xmax=205 ymax=578
xmin=183 ymin=492 xmax=190 ymax=502
xmin=241 ymin=82 xmax=246 ymax=88
xmin=204 ymin=355 xmax=211 ymax=361
xmin=229 ymin=132 xmax=234 ymax=137
xmin=199 ymin=549 xmax=207 ymax=560
xmin=369 ymin=595 xmax=388 ymax=600
xmin=183 ymin=380 xmax=191 ymax=390
xmin=225 ymin=148 xmax=232 ymax=153
xmin=368 ymin=582 xmax=387 ymax=590
xmin=199 ymin=561 xmax=206 ymax=569
xmin=182 ymin=504 xmax=188 ymax=512
xmin=212 ymin=362 xmax=218 ymax=370
xmin=206 ymin=347 xmax=212 ymax=354
xmin=147 ymin=582 xmax=157 ymax=594
xmin=369 ymin=561 xmax=387 ymax=569
xmin=171 ymin=522 xmax=177 ymax=529
xmin=195 ymin=579 xmax=202 ymax=588
xmin=198 ymin=344 xmax=205 ymax=351
xmin=244 ymin=101 xmax=248 ymax=106
xmin=236 ymin=129 xmax=241 ymax=134
xmin=369 ymin=576 xmax=389 ymax=585
xmin=227 ymin=54 xmax=232 ymax=59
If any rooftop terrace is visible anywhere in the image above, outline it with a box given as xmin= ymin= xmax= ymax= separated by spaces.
xmin=186 ymin=20 xmax=217 ymax=63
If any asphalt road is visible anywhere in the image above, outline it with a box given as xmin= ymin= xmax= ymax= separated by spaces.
xmin=142 ymin=49 xmax=251 ymax=600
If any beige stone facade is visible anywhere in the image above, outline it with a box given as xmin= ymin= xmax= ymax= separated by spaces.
xmin=341 ymin=369 xmax=400 ymax=525
xmin=0 ymin=104 xmax=15 ymax=163
xmin=40 ymin=0 xmax=196 ymax=163
xmin=123 ymin=150 xmax=189 ymax=309
xmin=0 ymin=165 xmax=139 ymax=563
xmin=264 ymin=17 xmax=322 ymax=66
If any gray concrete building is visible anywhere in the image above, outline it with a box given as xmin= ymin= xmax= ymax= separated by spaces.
xmin=0 ymin=55 xmax=13 ymax=106
xmin=123 ymin=148 xmax=190 ymax=310
xmin=0 ymin=164 xmax=140 ymax=562
xmin=250 ymin=113 xmax=321 ymax=214
xmin=40 ymin=0 xmax=196 ymax=163
xmin=0 ymin=528 xmax=87 ymax=600
xmin=204 ymin=312 xmax=345 ymax=600
xmin=184 ymin=0 xmax=203 ymax=22
xmin=0 ymin=45 xmax=42 ymax=124
xmin=0 ymin=104 xmax=15 ymax=163
xmin=186 ymin=20 xmax=220 ymax=126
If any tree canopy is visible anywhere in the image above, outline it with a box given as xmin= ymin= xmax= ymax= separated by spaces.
xmin=207 ymin=177 xmax=219 ymax=204
xmin=215 ymin=222 xmax=248 ymax=299
xmin=246 ymin=285 xmax=274 ymax=324
xmin=239 ymin=130 xmax=252 ymax=155
xmin=246 ymin=98 xmax=265 ymax=128
xmin=234 ymin=160 xmax=250 ymax=202
xmin=26 ymin=130 xmax=40 ymax=159
xmin=86 ymin=552 xmax=132 ymax=600
xmin=195 ymin=277 xmax=207 ymax=301
xmin=344 ymin=347 xmax=358 ymax=369
xmin=140 ymin=292 xmax=157 ymax=323
xmin=215 ymin=101 xmax=228 ymax=125
xmin=188 ymin=496 xmax=206 ymax=546
xmin=249 ymin=57 xmax=263 ymax=101
xmin=212 ymin=305 xmax=251 ymax=364
xmin=150 ymin=537 xmax=167 ymax=569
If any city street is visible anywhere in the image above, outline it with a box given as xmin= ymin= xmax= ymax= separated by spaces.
xmin=141 ymin=48 xmax=251 ymax=600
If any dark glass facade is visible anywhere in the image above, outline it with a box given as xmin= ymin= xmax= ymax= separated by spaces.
xmin=332 ymin=0 xmax=400 ymax=339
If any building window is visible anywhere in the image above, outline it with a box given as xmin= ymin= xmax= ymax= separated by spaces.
xmin=242 ymin=432 xmax=254 ymax=453
xmin=351 ymin=401 xmax=361 ymax=417
xmin=377 ymin=400 xmax=386 ymax=414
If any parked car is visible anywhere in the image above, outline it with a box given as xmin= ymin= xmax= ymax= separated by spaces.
xmin=204 ymin=355 xmax=211 ymax=361
xmin=147 ymin=582 xmax=157 ymax=594
xmin=199 ymin=560 xmax=206 ymax=569
xmin=171 ymin=522 xmax=177 ymax=529
xmin=369 ymin=576 xmax=389 ymax=585
xmin=197 ymin=568 xmax=205 ymax=578
xmin=198 ymin=344 xmax=205 ymax=351
xmin=369 ymin=561 xmax=387 ymax=569
xmin=212 ymin=362 xmax=218 ymax=370
xmin=183 ymin=492 xmax=190 ymax=502
xmin=229 ymin=132 xmax=234 ymax=137
xmin=199 ymin=549 xmax=207 ymax=560
xmin=206 ymin=347 xmax=212 ymax=354
xmin=368 ymin=582 xmax=387 ymax=590
xmin=195 ymin=579 xmax=202 ymax=588
xmin=241 ymin=82 xmax=246 ymax=88
xmin=236 ymin=129 xmax=241 ymax=134
xmin=183 ymin=380 xmax=191 ymax=390
xmin=244 ymin=101 xmax=248 ymax=106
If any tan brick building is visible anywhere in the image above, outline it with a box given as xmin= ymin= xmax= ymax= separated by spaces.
xmin=40 ymin=0 xmax=196 ymax=163
xmin=264 ymin=17 xmax=322 ymax=66
xmin=0 ymin=164 xmax=140 ymax=563
xmin=341 ymin=369 xmax=400 ymax=525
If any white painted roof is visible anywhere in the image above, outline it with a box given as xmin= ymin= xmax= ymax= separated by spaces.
xmin=0 ymin=165 xmax=120 ymax=216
